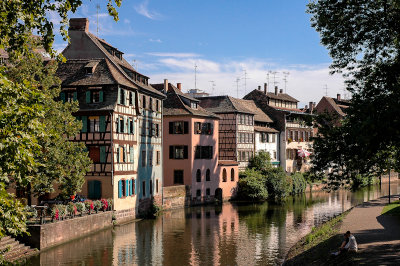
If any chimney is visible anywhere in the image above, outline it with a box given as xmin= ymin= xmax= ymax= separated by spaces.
xmin=279 ymin=89 xmax=283 ymax=94
xmin=309 ymin=101 xmax=314 ymax=113
xmin=164 ymin=79 xmax=169 ymax=92
xmin=69 ymin=18 xmax=89 ymax=32
xmin=258 ymin=85 xmax=261 ymax=90
xmin=305 ymin=105 xmax=308 ymax=110
xmin=264 ymin=83 xmax=267 ymax=94
xmin=274 ymin=86 xmax=278 ymax=95
xmin=177 ymin=83 xmax=182 ymax=91
xmin=337 ymin=93 xmax=341 ymax=101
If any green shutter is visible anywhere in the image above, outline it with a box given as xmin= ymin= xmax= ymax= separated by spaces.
xmin=88 ymin=181 xmax=95 ymax=199
xmin=100 ymin=146 xmax=106 ymax=163
xmin=99 ymin=90 xmax=104 ymax=102
xmin=127 ymin=118 xmax=131 ymax=134
xmin=81 ymin=116 xmax=88 ymax=132
xmin=125 ymin=180 xmax=129 ymax=197
xmin=60 ymin=92 xmax=65 ymax=103
xmin=124 ymin=116 xmax=127 ymax=133
xmin=73 ymin=91 xmax=77 ymax=101
xmin=118 ymin=180 xmax=122 ymax=198
xmin=130 ymin=146 xmax=134 ymax=163
xmin=99 ymin=116 xmax=106 ymax=132
xmin=117 ymin=87 xmax=121 ymax=104
xmin=86 ymin=91 xmax=91 ymax=103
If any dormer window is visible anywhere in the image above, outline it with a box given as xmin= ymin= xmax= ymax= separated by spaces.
xmin=191 ymin=102 xmax=198 ymax=109
xmin=84 ymin=61 xmax=99 ymax=76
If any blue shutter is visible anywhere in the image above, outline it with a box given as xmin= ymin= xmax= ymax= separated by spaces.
xmin=86 ymin=91 xmax=91 ymax=103
xmin=100 ymin=146 xmax=106 ymax=163
xmin=60 ymin=92 xmax=65 ymax=103
xmin=99 ymin=116 xmax=106 ymax=132
xmin=125 ymin=180 xmax=129 ymax=197
xmin=99 ymin=90 xmax=104 ymax=102
xmin=81 ymin=116 xmax=88 ymax=132
xmin=73 ymin=91 xmax=77 ymax=101
xmin=118 ymin=180 xmax=122 ymax=198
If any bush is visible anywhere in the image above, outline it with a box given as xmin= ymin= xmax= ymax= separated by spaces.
xmin=75 ymin=202 xmax=86 ymax=214
xmin=84 ymin=200 xmax=94 ymax=212
xmin=351 ymin=173 xmax=376 ymax=189
xmin=100 ymin=199 xmax=108 ymax=211
xmin=291 ymin=172 xmax=307 ymax=194
xmin=24 ymin=206 xmax=38 ymax=219
xmin=265 ymin=167 xmax=291 ymax=199
xmin=93 ymin=200 xmax=101 ymax=212
xmin=237 ymin=169 xmax=268 ymax=201
xmin=248 ymin=151 xmax=273 ymax=172
xmin=107 ymin=198 xmax=113 ymax=211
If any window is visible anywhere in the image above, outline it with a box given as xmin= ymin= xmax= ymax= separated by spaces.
xmin=120 ymin=180 xmax=126 ymax=198
xmin=169 ymin=121 xmax=188 ymax=134
xmin=196 ymin=189 xmax=201 ymax=197
xmin=156 ymin=100 xmax=159 ymax=112
xmin=85 ymin=90 xmax=103 ymax=104
xmin=191 ymin=102 xmax=198 ymax=109
xmin=273 ymin=151 xmax=277 ymax=160
xmin=89 ymin=116 xmax=100 ymax=132
xmin=89 ymin=147 xmax=100 ymax=163
xmin=156 ymin=179 xmax=159 ymax=193
xmin=119 ymin=88 xmax=125 ymax=105
xmin=88 ymin=180 xmax=102 ymax=199
xmin=65 ymin=91 xmax=77 ymax=102
xmin=129 ymin=91 xmax=133 ymax=105
xmin=92 ymin=91 xmax=100 ymax=103
xmin=194 ymin=146 xmax=213 ymax=159
xmin=174 ymin=170 xmax=184 ymax=184
xmin=142 ymin=95 xmax=146 ymax=109
xmin=119 ymin=117 xmax=124 ymax=133
xmin=142 ymin=181 xmax=146 ymax=197
xmin=156 ymin=151 xmax=161 ymax=165
xmin=141 ymin=120 xmax=146 ymax=135
xmin=118 ymin=146 xmax=126 ymax=163
xmin=222 ymin=169 xmax=227 ymax=182
xmin=148 ymin=150 xmax=153 ymax=166
xmin=206 ymin=169 xmax=210 ymax=181
xmin=150 ymin=180 xmax=153 ymax=195
xmin=196 ymin=169 xmax=201 ymax=182
xmin=231 ymin=168 xmax=235 ymax=181
xmin=131 ymin=179 xmax=135 ymax=195
xmin=194 ymin=122 xmax=213 ymax=135
xmin=206 ymin=188 xmax=210 ymax=196
xmin=169 ymin=146 xmax=188 ymax=159
xmin=129 ymin=118 xmax=134 ymax=134
xmin=271 ymin=133 xmax=276 ymax=143
xmin=142 ymin=150 xmax=146 ymax=167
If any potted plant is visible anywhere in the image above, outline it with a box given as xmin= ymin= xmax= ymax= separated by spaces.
xmin=76 ymin=202 xmax=86 ymax=216
xmin=67 ymin=202 xmax=75 ymax=218
xmin=84 ymin=200 xmax=94 ymax=215
xmin=101 ymin=199 xmax=108 ymax=212
xmin=51 ymin=206 xmax=59 ymax=222
xmin=107 ymin=198 xmax=113 ymax=211
xmin=93 ymin=200 xmax=101 ymax=213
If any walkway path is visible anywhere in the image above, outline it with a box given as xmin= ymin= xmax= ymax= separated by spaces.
xmin=340 ymin=195 xmax=400 ymax=264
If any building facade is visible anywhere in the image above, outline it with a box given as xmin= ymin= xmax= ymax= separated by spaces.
xmin=57 ymin=18 xmax=165 ymax=221
xmin=199 ymin=96 xmax=255 ymax=170
xmin=244 ymin=84 xmax=313 ymax=173
xmin=153 ymin=81 xmax=238 ymax=203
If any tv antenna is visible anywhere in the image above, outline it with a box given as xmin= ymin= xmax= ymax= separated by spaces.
xmin=266 ymin=71 xmax=271 ymax=88
xmin=194 ymin=63 xmax=198 ymax=90
xmin=96 ymin=4 xmax=100 ymax=36
xmin=342 ymin=85 xmax=347 ymax=100
xmin=235 ymin=77 xmax=241 ymax=98
xmin=242 ymin=68 xmax=250 ymax=94
xmin=132 ymin=59 xmax=138 ymax=71
xmin=283 ymin=72 xmax=290 ymax=93
xmin=324 ymin=84 xmax=328 ymax=96
xmin=209 ymin=81 xmax=215 ymax=94
xmin=271 ymin=71 xmax=278 ymax=87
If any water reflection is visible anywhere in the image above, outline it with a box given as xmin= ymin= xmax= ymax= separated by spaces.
xmin=29 ymin=182 xmax=399 ymax=266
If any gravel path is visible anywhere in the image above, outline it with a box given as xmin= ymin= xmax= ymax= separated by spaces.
xmin=340 ymin=195 xmax=400 ymax=265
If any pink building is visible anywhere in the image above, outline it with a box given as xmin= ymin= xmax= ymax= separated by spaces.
xmin=152 ymin=81 xmax=238 ymax=203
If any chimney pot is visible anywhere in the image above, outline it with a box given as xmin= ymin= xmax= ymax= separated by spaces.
xmin=305 ymin=105 xmax=308 ymax=110
xmin=279 ymin=89 xmax=283 ymax=94
xmin=177 ymin=83 xmax=182 ymax=91
xmin=309 ymin=101 xmax=314 ymax=113
xmin=274 ymin=86 xmax=278 ymax=95
xmin=69 ymin=18 xmax=89 ymax=32
xmin=264 ymin=83 xmax=267 ymax=94
xmin=258 ymin=85 xmax=261 ymax=90
xmin=337 ymin=93 xmax=341 ymax=101
xmin=164 ymin=79 xmax=169 ymax=92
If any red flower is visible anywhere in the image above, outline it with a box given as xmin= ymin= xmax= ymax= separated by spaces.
xmin=55 ymin=209 xmax=59 ymax=220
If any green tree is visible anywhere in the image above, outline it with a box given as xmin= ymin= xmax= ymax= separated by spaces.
xmin=248 ymin=150 xmax=273 ymax=173
xmin=308 ymin=0 xmax=400 ymax=186
xmin=237 ymin=169 xmax=269 ymax=201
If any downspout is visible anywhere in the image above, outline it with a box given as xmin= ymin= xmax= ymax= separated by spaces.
xmin=110 ymin=110 xmax=114 ymax=186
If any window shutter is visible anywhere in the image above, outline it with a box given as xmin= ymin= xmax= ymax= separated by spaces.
xmin=86 ymin=91 xmax=91 ymax=103
xmin=169 ymin=146 xmax=174 ymax=159
xmin=73 ymin=91 xmax=77 ymax=101
xmin=125 ymin=180 xmax=129 ymax=197
xmin=169 ymin=122 xmax=173 ymax=134
xmin=184 ymin=122 xmax=189 ymax=134
xmin=184 ymin=146 xmax=188 ymax=159
xmin=99 ymin=116 xmax=106 ymax=132
xmin=124 ymin=116 xmax=128 ymax=133
xmin=60 ymin=92 xmax=65 ymax=103
xmin=116 ymin=118 xmax=120 ymax=133
xmin=127 ymin=118 xmax=131 ymax=134
xmin=117 ymin=87 xmax=121 ymax=104
xmin=116 ymin=146 xmax=120 ymax=163
xmin=81 ymin=116 xmax=88 ymax=132
xmin=100 ymin=146 xmax=106 ymax=163
xmin=118 ymin=180 xmax=122 ymax=198
xmin=133 ymin=179 xmax=136 ymax=195
xmin=130 ymin=146 xmax=134 ymax=163
xmin=99 ymin=90 xmax=104 ymax=102
xmin=132 ymin=119 xmax=135 ymax=134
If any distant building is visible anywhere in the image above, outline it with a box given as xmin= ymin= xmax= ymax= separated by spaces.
xmin=56 ymin=18 xmax=165 ymax=222
xmin=244 ymin=84 xmax=313 ymax=173
xmin=186 ymin=88 xmax=210 ymax=99
xmin=198 ymin=96 xmax=255 ymax=170
xmin=315 ymin=93 xmax=351 ymax=120
xmin=153 ymin=81 xmax=238 ymax=203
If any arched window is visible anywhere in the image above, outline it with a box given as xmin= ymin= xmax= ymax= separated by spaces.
xmin=222 ymin=168 xmax=227 ymax=182
xmin=231 ymin=168 xmax=235 ymax=181
xmin=206 ymin=169 xmax=210 ymax=181
xmin=196 ymin=169 xmax=201 ymax=182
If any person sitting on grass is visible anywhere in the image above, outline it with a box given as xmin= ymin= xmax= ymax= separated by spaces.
xmin=333 ymin=231 xmax=358 ymax=255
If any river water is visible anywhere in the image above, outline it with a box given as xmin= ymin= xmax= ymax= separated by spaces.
xmin=28 ymin=181 xmax=399 ymax=266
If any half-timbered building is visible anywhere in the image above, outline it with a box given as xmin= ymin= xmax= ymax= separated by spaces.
xmin=56 ymin=18 xmax=165 ymax=221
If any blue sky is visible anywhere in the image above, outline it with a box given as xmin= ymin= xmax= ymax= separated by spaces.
xmin=53 ymin=0 xmax=347 ymax=106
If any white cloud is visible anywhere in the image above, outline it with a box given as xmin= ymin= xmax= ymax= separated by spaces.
xmin=123 ymin=18 xmax=130 ymax=24
xmin=146 ymin=52 xmax=201 ymax=58
xmin=134 ymin=0 xmax=162 ymax=20
xmin=149 ymin=38 xmax=162 ymax=43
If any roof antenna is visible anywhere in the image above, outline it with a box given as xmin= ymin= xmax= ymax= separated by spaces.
xmin=194 ymin=63 xmax=198 ymax=90
xmin=96 ymin=4 xmax=100 ymax=36
xmin=283 ymin=72 xmax=290 ymax=93
xmin=324 ymin=84 xmax=328 ymax=96
xmin=242 ymin=68 xmax=250 ymax=95
xmin=271 ymin=71 xmax=278 ymax=88
xmin=235 ymin=77 xmax=240 ymax=98
xmin=209 ymin=80 xmax=215 ymax=95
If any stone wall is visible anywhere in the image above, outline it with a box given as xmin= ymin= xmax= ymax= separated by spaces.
xmin=163 ymin=185 xmax=189 ymax=210
xmin=19 ymin=212 xmax=113 ymax=250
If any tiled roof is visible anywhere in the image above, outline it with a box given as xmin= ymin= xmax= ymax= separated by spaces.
xmin=238 ymin=99 xmax=273 ymax=123
xmin=265 ymin=91 xmax=299 ymax=102
xmin=254 ymin=126 xmax=278 ymax=133
xmin=199 ymin=96 xmax=255 ymax=114
xmin=322 ymin=96 xmax=350 ymax=116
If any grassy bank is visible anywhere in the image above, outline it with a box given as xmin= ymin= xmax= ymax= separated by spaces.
xmin=381 ymin=200 xmax=400 ymax=216
xmin=284 ymin=209 xmax=355 ymax=266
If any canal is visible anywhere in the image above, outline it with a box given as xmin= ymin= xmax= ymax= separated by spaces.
xmin=28 ymin=181 xmax=399 ymax=265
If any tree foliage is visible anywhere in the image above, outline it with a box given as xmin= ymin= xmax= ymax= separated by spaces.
xmin=308 ymin=0 xmax=400 ymax=187
xmin=248 ymin=150 xmax=273 ymax=172
xmin=237 ymin=169 xmax=268 ymax=201
xmin=0 ymin=0 xmax=122 ymax=57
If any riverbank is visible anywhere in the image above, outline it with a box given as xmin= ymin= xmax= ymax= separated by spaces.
xmin=284 ymin=194 xmax=400 ymax=265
